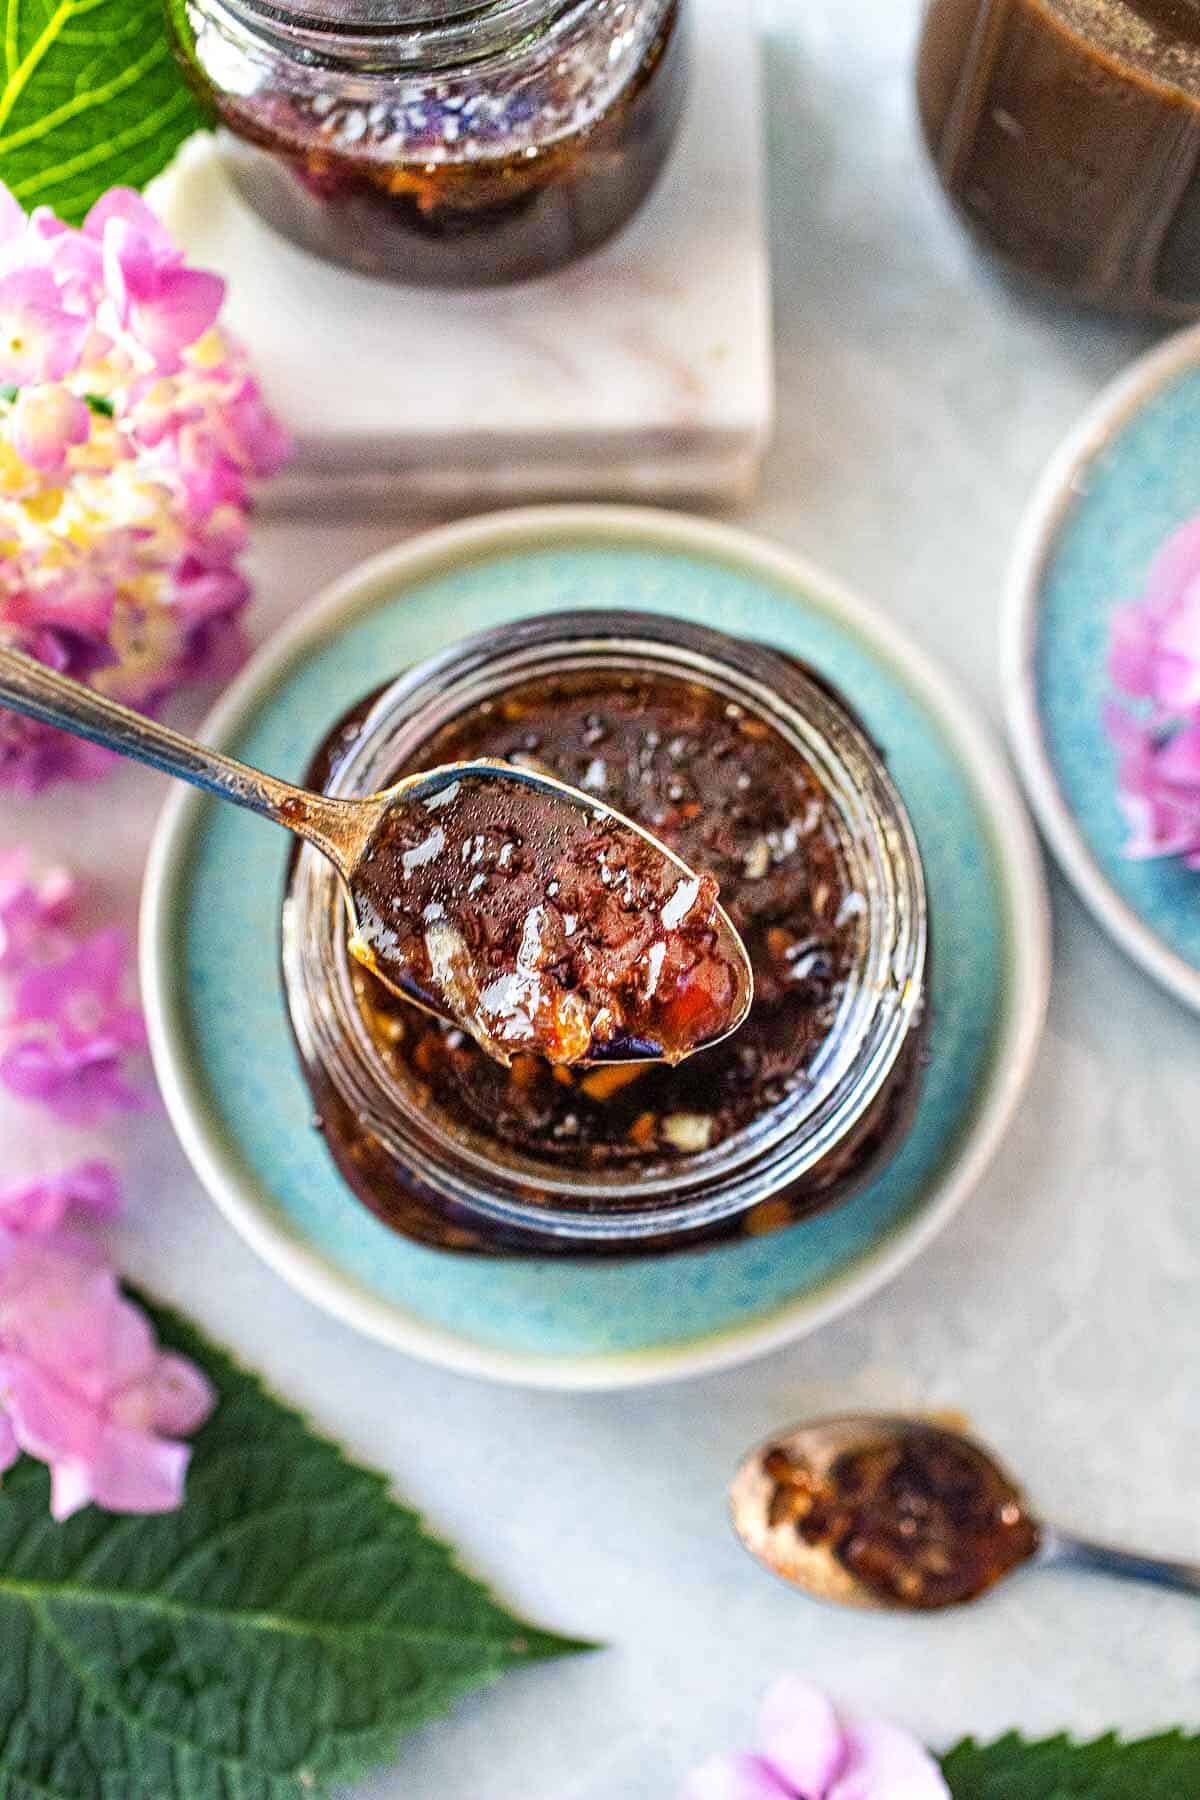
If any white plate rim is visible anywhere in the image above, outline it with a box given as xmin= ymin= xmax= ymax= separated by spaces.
xmin=142 ymin=503 xmax=1050 ymax=1391
xmin=1003 ymin=321 xmax=1200 ymax=1017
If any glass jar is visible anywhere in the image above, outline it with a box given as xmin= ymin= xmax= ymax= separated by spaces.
xmin=167 ymin=0 xmax=688 ymax=286
xmin=281 ymin=613 xmax=930 ymax=1258
xmin=917 ymin=0 xmax=1200 ymax=318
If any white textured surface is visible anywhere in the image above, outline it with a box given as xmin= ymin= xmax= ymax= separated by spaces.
xmin=4 ymin=1 xmax=1200 ymax=1794
xmin=149 ymin=0 xmax=772 ymax=511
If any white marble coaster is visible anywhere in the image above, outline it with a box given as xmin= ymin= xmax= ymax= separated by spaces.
xmin=149 ymin=0 xmax=771 ymax=516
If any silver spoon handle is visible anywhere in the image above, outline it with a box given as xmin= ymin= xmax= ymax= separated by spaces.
xmin=1039 ymin=1525 xmax=1200 ymax=1597
xmin=0 ymin=646 xmax=353 ymax=865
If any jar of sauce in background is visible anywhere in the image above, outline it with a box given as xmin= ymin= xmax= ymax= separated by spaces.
xmin=917 ymin=0 xmax=1200 ymax=318
xmin=167 ymin=0 xmax=687 ymax=287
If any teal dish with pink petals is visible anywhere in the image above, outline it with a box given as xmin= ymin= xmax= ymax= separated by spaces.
xmin=1006 ymin=326 xmax=1200 ymax=1016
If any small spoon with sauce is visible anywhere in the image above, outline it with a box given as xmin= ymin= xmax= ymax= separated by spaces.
xmin=731 ymin=1414 xmax=1200 ymax=1611
xmin=0 ymin=646 xmax=753 ymax=1067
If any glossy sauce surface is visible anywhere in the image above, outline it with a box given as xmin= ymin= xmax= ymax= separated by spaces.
xmin=762 ymin=1424 xmax=1039 ymax=1609
xmin=349 ymin=670 xmax=862 ymax=1168
xmin=350 ymin=769 xmax=741 ymax=1067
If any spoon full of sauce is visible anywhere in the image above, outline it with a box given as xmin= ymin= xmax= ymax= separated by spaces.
xmin=0 ymin=646 xmax=753 ymax=1068
xmin=731 ymin=1414 xmax=1200 ymax=1611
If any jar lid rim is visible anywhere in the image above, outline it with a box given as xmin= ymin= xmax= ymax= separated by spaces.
xmin=226 ymin=0 xmax=539 ymax=32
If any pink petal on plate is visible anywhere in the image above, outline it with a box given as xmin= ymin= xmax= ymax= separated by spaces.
xmin=758 ymin=1677 xmax=847 ymax=1797
xmin=1107 ymin=601 xmax=1158 ymax=700
xmin=680 ymin=1753 xmax=797 ymax=1800
xmin=1142 ymin=515 xmax=1200 ymax=619
xmin=827 ymin=1719 xmax=951 ymax=1800
xmin=1155 ymin=719 xmax=1200 ymax=786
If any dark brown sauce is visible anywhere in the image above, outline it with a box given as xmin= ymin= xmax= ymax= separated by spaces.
xmin=350 ymin=769 xmax=741 ymax=1066
xmin=918 ymin=0 xmax=1200 ymax=316
xmin=350 ymin=670 xmax=861 ymax=1167
xmin=284 ymin=654 xmax=929 ymax=1255
xmin=763 ymin=1424 xmax=1040 ymax=1609
xmin=177 ymin=2 xmax=686 ymax=285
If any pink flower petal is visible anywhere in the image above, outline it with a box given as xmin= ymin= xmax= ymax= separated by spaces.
xmin=758 ymin=1678 xmax=847 ymax=1797
xmin=0 ymin=1218 xmax=213 ymax=1519
xmin=1143 ymin=514 xmax=1200 ymax=620
xmin=0 ymin=850 xmax=77 ymax=973
xmin=827 ymin=1719 xmax=950 ymax=1800
xmin=84 ymin=188 xmax=175 ymax=249
xmin=0 ymin=267 xmax=88 ymax=382
xmin=10 ymin=383 xmax=91 ymax=472
xmin=49 ymin=1458 xmax=95 ymax=1520
xmin=146 ymin=1353 xmax=215 ymax=1437
xmin=0 ymin=1350 xmax=105 ymax=1472
xmin=681 ymin=1754 xmax=796 ymax=1800
xmin=1155 ymin=719 xmax=1200 ymax=785
xmin=0 ymin=183 xmax=25 ymax=244
xmin=89 ymin=1424 xmax=192 ymax=1515
xmin=0 ymin=187 xmax=288 ymax=792
xmin=0 ymin=1162 xmax=119 ymax=1235
xmin=103 ymin=219 xmax=224 ymax=364
xmin=138 ymin=264 xmax=225 ymax=358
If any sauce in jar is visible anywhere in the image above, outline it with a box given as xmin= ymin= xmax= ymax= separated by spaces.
xmin=918 ymin=0 xmax=1200 ymax=316
xmin=345 ymin=669 xmax=863 ymax=1169
xmin=281 ymin=613 xmax=929 ymax=1258
xmin=171 ymin=0 xmax=687 ymax=285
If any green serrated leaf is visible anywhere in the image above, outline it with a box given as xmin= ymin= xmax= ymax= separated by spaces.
xmin=0 ymin=1294 xmax=593 ymax=1800
xmin=942 ymin=1728 xmax=1200 ymax=1799
xmin=0 ymin=0 xmax=208 ymax=224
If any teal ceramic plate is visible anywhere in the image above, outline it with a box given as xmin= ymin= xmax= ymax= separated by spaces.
xmin=142 ymin=507 xmax=1048 ymax=1390
xmin=1006 ymin=326 xmax=1200 ymax=1014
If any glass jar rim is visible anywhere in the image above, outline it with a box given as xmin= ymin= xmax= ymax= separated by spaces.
xmin=282 ymin=612 xmax=928 ymax=1248
xmin=213 ymin=0 xmax=579 ymax=57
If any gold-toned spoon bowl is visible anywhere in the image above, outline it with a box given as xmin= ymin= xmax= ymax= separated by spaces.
xmin=732 ymin=1413 xmax=1200 ymax=1611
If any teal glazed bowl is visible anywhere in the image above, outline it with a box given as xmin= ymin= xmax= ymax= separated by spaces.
xmin=142 ymin=506 xmax=1049 ymax=1389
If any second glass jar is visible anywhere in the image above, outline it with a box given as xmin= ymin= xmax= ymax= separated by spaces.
xmin=168 ymin=0 xmax=688 ymax=286
xmin=918 ymin=0 xmax=1200 ymax=319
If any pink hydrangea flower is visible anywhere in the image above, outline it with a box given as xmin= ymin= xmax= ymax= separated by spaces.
xmin=0 ymin=848 xmax=76 ymax=971
xmin=1107 ymin=515 xmax=1200 ymax=865
xmin=0 ymin=926 xmax=147 ymax=1122
xmin=0 ymin=1161 xmax=120 ymax=1234
xmin=0 ymin=266 xmax=89 ymax=384
xmin=98 ymin=211 xmax=225 ymax=372
xmin=681 ymin=1678 xmax=949 ymax=1800
xmin=0 ymin=1166 xmax=214 ymax=1518
xmin=0 ymin=182 xmax=290 ymax=792
xmin=10 ymin=382 xmax=90 ymax=471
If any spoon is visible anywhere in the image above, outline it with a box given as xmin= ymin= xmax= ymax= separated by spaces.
xmin=731 ymin=1413 xmax=1200 ymax=1611
xmin=0 ymin=645 xmax=753 ymax=1067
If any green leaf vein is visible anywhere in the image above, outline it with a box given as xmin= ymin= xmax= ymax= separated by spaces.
xmin=0 ymin=1297 xmax=591 ymax=1799
xmin=0 ymin=0 xmax=208 ymax=222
